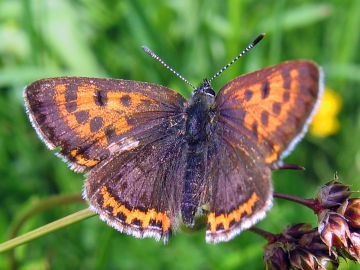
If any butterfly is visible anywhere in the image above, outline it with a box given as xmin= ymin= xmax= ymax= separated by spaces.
xmin=24 ymin=34 xmax=323 ymax=243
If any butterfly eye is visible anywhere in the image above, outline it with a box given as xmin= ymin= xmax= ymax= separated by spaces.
xmin=205 ymin=88 xmax=215 ymax=96
xmin=198 ymin=79 xmax=215 ymax=96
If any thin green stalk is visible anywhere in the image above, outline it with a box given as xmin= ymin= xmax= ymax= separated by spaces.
xmin=0 ymin=208 xmax=96 ymax=253
xmin=8 ymin=194 xmax=83 ymax=241
xmin=7 ymin=194 xmax=84 ymax=270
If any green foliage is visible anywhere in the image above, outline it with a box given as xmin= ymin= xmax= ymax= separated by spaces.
xmin=0 ymin=0 xmax=359 ymax=269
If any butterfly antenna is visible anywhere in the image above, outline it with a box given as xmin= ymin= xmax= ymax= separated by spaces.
xmin=142 ymin=46 xmax=196 ymax=89
xmin=208 ymin=33 xmax=266 ymax=83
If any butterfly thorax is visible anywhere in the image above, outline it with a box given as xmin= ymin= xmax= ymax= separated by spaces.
xmin=185 ymin=79 xmax=216 ymax=144
xmin=182 ymin=80 xmax=216 ymax=226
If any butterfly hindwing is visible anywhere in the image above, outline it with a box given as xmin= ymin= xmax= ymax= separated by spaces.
xmin=205 ymin=119 xmax=272 ymax=243
xmin=85 ymin=112 xmax=187 ymax=242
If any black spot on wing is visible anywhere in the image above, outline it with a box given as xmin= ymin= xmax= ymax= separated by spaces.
xmin=281 ymin=68 xmax=291 ymax=90
xmin=245 ymin=89 xmax=253 ymax=101
xmin=283 ymin=92 xmax=290 ymax=102
xmin=120 ymin=95 xmax=132 ymax=107
xmin=272 ymin=102 xmax=282 ymax=115
xmin=65 ymin=85 xmax=77 ymax=102
xmin=94 ymin=90 xmax=107 ymax=107
xmin=75 ymin=110 xmax=89 ymax=124
xmin=105 ymin=125 xmax=116 ymax=144
xmin=261 ymin=111 xmax=269 ymax=126
xmin=66 ymin=102 xmax=77 ymax=113
xmin=261 ymin=81 xmax=270 ymax=99
xmin=90 ymin=117 xmax=104 ymax=132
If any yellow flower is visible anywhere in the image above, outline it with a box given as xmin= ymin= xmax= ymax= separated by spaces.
xmin=310 ymin=88 xmax=342 ymax=137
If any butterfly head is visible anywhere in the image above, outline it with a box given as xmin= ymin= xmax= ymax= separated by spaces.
xmin=194 ymin=79 xmax=215 ymax=96
xmin=189 ymin=79 xmax=216 ymax=107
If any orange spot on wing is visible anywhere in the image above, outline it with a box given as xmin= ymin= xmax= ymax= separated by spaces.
xmin=55 ymin=84 xmax=66 ymax=93
xmin=78 ymin=83 xmax=95 ymax=92
xmin=208 ymin=192 xmax=259 ymax=233
xmin=265 ymin=143 xmax=281 ymax=163
xmin=100 ymin=186 xmax=171 ymax=232
xmin=70 ymin=149 xmax=99 ymax=166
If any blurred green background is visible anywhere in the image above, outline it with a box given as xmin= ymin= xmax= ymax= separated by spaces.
xmin=0 ymin=0 xmax=360 ymax=269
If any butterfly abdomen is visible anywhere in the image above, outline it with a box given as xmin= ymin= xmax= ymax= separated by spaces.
xmin=182 ymin=145 xmax=205 ymax=225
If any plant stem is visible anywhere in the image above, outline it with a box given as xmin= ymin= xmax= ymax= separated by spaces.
xmin=8 ymin=194 xmax=83 ymax=241
xmin=249 ymin=227 xmax=276 ymax=242
xmin=7 ymin=193 xmax=84 ymax=270
xmin=0 ymin=208 xmax=96 ymax=253
xmin=274 ymin=192 xmax=317 ymax=210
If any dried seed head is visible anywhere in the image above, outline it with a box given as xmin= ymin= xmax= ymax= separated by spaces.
xmin=318 ymin=210 xmax=351 ymax=254
xmin=317 ymin=180 xmax=352 ymax=209
xmin=263 ymin=243 xmax=290 ymax=270
xmin=343 ymin=198 xmax=360 ymax=229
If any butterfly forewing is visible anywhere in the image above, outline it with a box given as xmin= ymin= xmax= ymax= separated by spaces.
xmin=24 ymin=77 xmax=187 ymax=172
xmin=216 ymin=60 xmax=323 ymax=167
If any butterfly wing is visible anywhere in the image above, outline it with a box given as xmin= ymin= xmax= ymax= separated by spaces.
xmin=85 ymin=112 xmax=187 ymax=242
xmin=215 ymin=60 xmax=323 ymax=166
xmin=25 ymin=77 xmax=188 ymax=241
xmin=205 ymin=61 xmax=322 ymax=243
xmin=205 ymin=123 xmax=272 ymax=243
xmin=24 ymin=77 xmax=187 ymax=172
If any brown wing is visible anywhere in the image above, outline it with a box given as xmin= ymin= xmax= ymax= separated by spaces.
xmin=205 ymin=120 xmax=272 ymax=243
xmin=215 ymin=60 xmax=323 ymax=167
xmin=85 ymin=112 xmax=187 ymax=242
xmin=25 ymin=76 xmax=188 ymax=242
xmin=205 ymin=60 xmax=322 ymax=243
xmin=24 ymin=77 xmax=187 ymax=172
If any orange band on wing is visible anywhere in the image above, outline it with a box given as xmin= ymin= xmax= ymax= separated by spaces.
xmin=208 ymin=192 xmax=259 ymax=233
xmin=100 ymin=186 xmax=171 ymax=232
xmin=70 ymin=149 xmax=99 ymax=166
